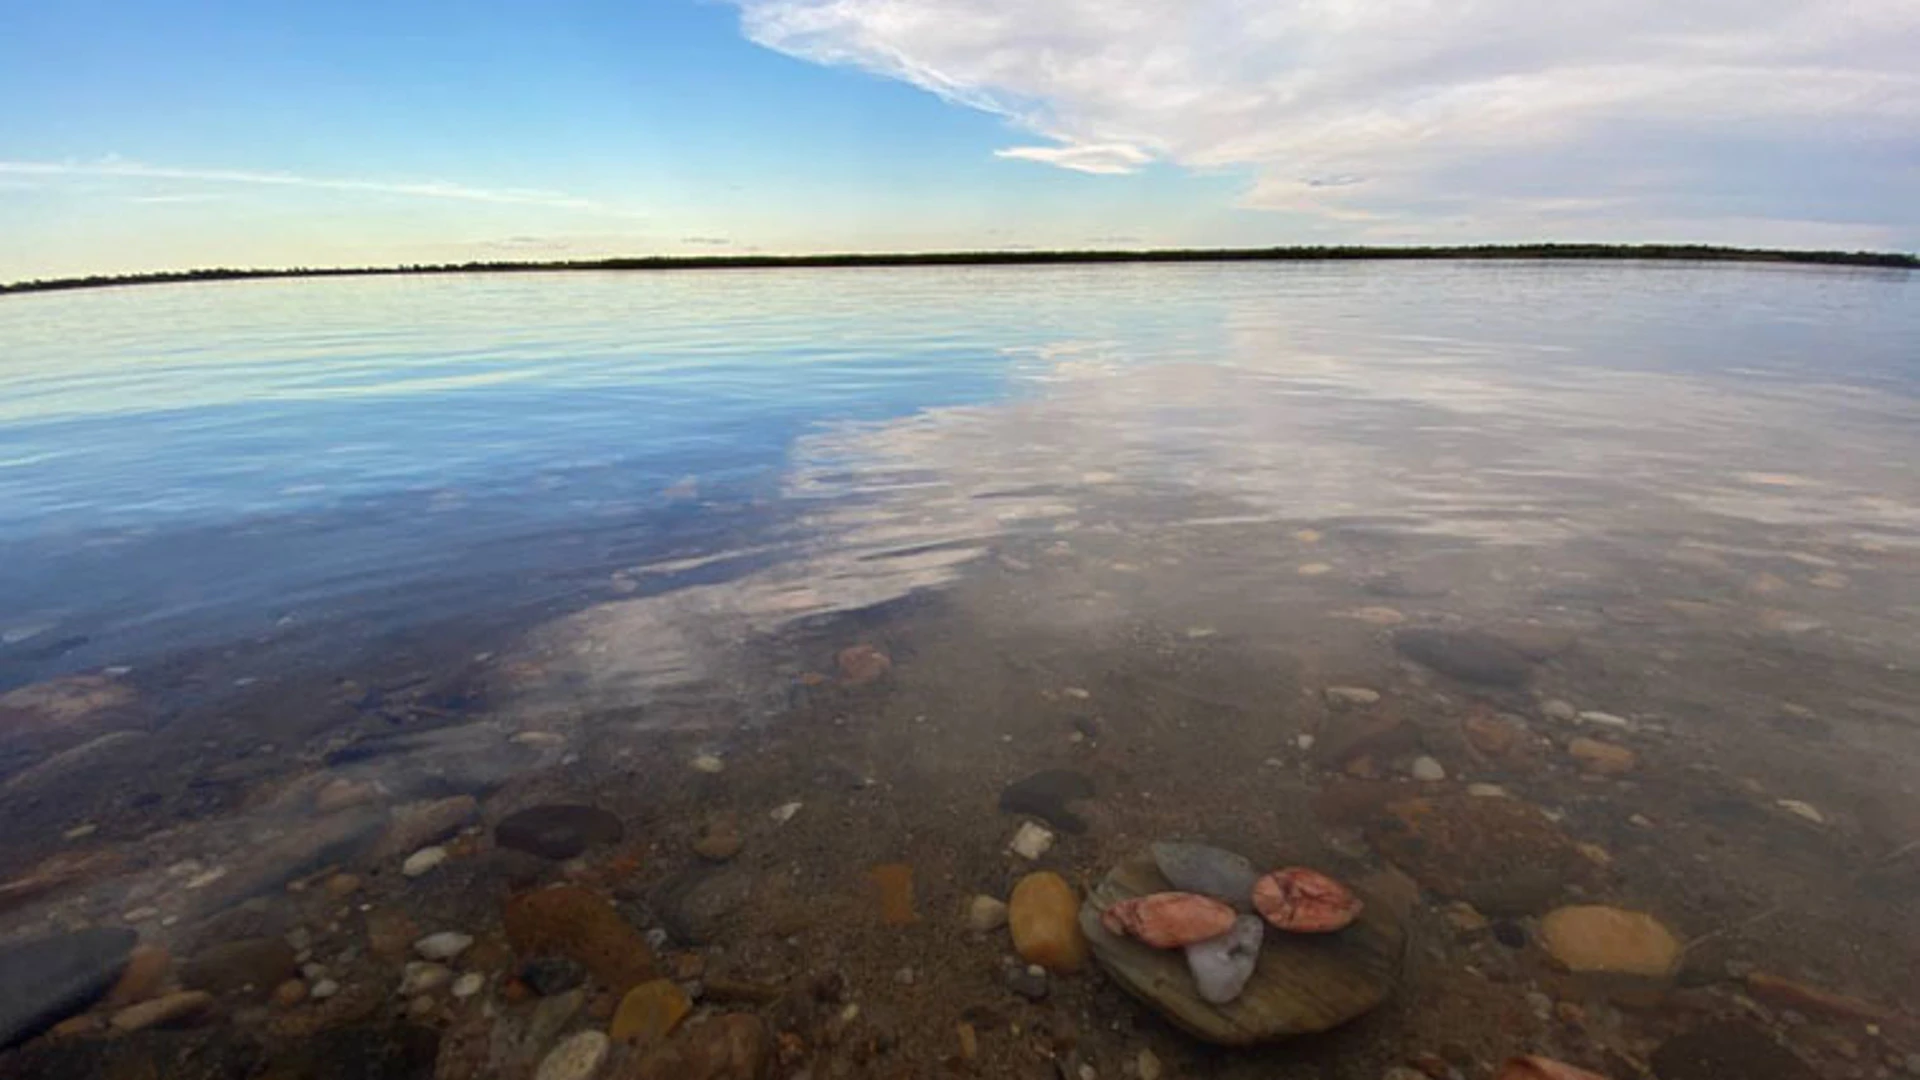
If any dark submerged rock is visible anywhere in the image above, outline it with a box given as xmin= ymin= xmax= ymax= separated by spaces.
xmin=998 ymin=769 xmax=1096 ymax=833
xmin=1392 ymin=628 xmax=1534 ymax=686
xmin=1650 ymin=1020 xmax=1818 ymax=1080
xmin=0 ymin=926 xmax=137 ymax=1049
xmin=495 ymin=803 xmax=625 ymax=860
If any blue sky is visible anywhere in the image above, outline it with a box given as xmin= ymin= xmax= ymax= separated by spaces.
xmin=2 ymin=0 xmax=1915 ymax=279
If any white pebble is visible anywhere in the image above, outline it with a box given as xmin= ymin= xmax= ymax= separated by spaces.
xmin=1410 ymin=756 xmax=1447 ymax=782
xmin=1541 ymin=700 xmax=1578 ymax=722
xmin=1777 ymin=799 xmax=1825 ymax=824
xmin=691 ymin=754 xmax=725 ymax=774
xmin=1295 ymin=734 xmax=1316 ymax=751
xmin=1578 ymin=710 xmax=1632 ymax=728
xmin=967 ymin=895 xmax=1009 ymax=932
xmin=451 ymin=973 xmax=485 ymax=999
xmin=1324 ymin=686 xmax=1380 ymax=707
xmin=399 ymin=962 xmax=453 ymax=996
xmin=183 ymin=867 xmax=228 ymax=890
xmin=1467 ymin=783 xmax=1508 ymax=798
xmin=413 ymin=932 xmax=473 ymax=961
xmin=1008 ymin=821 xmax=1055 ymax=860
xmin=310 ymin=979 xmax=340 ymax=999
xmin=401 ymin=847 xmax=448 ymax=878
xmin=535 ymin=1031 xmax=610 ymax=1080
xmin=770 ymin=801 xmax=802 ymax=824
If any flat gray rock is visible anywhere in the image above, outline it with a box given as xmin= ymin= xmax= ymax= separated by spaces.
xmin=1081 ymin=849 xmax=1404 ymax=1046
xmin=0 ymin=926 xmax=137 ymax=1048
xmin=1393 ymin=628 xmax=1534 ymax=686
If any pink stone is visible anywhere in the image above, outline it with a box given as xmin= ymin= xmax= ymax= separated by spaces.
xmin=1252 ymin=867 xmax=1364 ymax=933
xmin=1098 ymin=892 xmax=1236 ymax=948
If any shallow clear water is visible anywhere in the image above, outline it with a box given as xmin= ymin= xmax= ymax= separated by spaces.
xmin=1 ymin=263 xmax=1918 ymax=1078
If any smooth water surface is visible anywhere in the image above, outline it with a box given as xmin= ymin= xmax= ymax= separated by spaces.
xmin=1 ymin=263 xmax=1917 ymax=1078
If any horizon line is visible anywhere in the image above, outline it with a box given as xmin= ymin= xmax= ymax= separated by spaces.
xmin=5 ymin=242 xmax=1915 ymax=295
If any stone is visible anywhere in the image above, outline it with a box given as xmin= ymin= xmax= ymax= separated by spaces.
xmin=451 ymin=973 xmax=484 ymax=999
xmin=1463 ymin=713 xmax=1524 ymax=757
xmin=1185 ymin=915 xmax=1264 ymax=1004
xmin=1649 ymin=1020 xmax=1818 ymax=1080
xmin=869 ymin=863 xmax=917 ymax=926
xmin=366 ymin=909 xmax=420 ymax=960
xmin=1577 ymin=711 xmax=1631 ymax=729
xmin=1775 ymin=799 xmax=1824 ymax=824
xmin=956 ymin=1022 xmax=978 ymax=1061
xmin=495 ymin=804 xmax=625 ymax=860
xmin=1542 ymin=700 xmax=1578 ymax=722
xmin=1409 ymin=756 xmax=1447 ymax=782
xmin=325 ymin=873 xmax=362 ymax=898
xmin=414 ymin=932 xmax=474 ymax=962
xmin=998 ymin=769 xmax=1096 ymax=833
xmin=504 ymin=885 xmax=658 ymax=992
xmin=1314 ymin=713 xmax=1420 ymax=772
xmin=109 ymin=989 xmax=214 ymax=1031
xmin=272 ymin=979 xmax=308 ymax=1008
xmin=536 ymin=1030 xmax=611 ymax=1080
xmin=399 ymin=962 xmax=453 ymax=995
xmin=611 ymin=979 xmax=692 ymax=1048
xmin=1100 ymin=893 xmax=1237 ymax=948
xmin=372 ymin=795 xmax=479 ymax=860
xmin=1325 ymin=687 xmax=1381 ymax=707
xmin=309 ymin=978 xmax=340 ymax=999
xmin=1007 ymin=965 xmax=1049 ymax=1000
xmin=1081 ymin=849 xmax=1404 ymax=1046
xmin=520 ymin=956 xmax=587 ymax=996
xmin=1253 ymin=868 xmax=1364 ymax=933
xmin=0 ymin=927 xmax=136 ymax=1049
xmin=104 ymin=944 xmax=171 ymax=1008
xmin=1442 ymin=902 xmax=1489 ymax=934
xmin=1497 ymin=1059 xmax=1611 ymax=1080
xmin=655 ymin=869 xmax=753 ymax=945
xmin=769 ymin=802 xmax=801 ymax=824
xmin=836 ymin=644 xmax=891 ymax=685
xmin=1008 ymin=821 xmax=1056 ymax=860
xmin=1538 ymin=906 xmax=1681 ymax=977
xmin=1138 ymin=1048 xmax=1165 ymax=1080
xmin=1365 ymin=796 xmax=1598 ymax=915
xmin=692 ymin=815 xmax=744 ymax=862
xmin=967 ymin=895 xmax=1009 ymax=932
xmin=1010 ymin=872 xmax=1089 ymax=974
xmin=1393 ymin=628 xmax=1533 ymax=686
xmin=626 ymin=1013 xmax=769 ymax=1080
xmin=1567 ymin=738 xmax=1635 ymax=775
xmin=182 ymin=937 xmax=298 ymax=998
xmin=315 ymin=776 xmax=380 ymax=813
xmin=1151 ymin=842 xmax=1260 ymax=911
xmin=691 ymin=754 xmax=725 ymax=774
xmin=402 ymin=847 xmax=449 ymax=877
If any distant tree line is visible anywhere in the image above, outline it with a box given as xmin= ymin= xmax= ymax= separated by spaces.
xmin=3 ymin=243 xmax=1913 ymax=296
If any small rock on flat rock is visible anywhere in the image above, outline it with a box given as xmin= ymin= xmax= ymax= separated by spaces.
xmin=0 ymin=927 xmax=137 ymax=1049
xmin=399 ymin=962 xmax=453 ymax=995
xmin=1393 ymin=628 xmax=1534 ymax=686
xmin=1538 ymin=905 xmax=1681 ymax=977
xmin=690 ymin=754 xmax=725 ymax=774
xmin=535 ymin=1030 xmax=611 ymax=1080
xmin=1008 ymin=821 xmax=1056 ymax=860
xmin=1186 ymin=915 xmax=1264 ymax=1004
xmin=1650 ymin=1020 xmax=1817 ymax=1080
xmin=967 ymin=895 xmax=1009 ymax=932
xmin=1252 ymin=868 xmax=1363 ymax=932
xmin=1101 ymin=893 xmax=1237 ymax=948
xmin=1082 ymin=850 xmax=1404 ymax=1046
xmin=836 ymin=644 xmax=891 ymax=685
xmin=495 ymin=804 xmax=625 ymax=860
xmin=998 ymin=769 xmax=1096 ymax=833
xmin=769 ymin=802 xmax=801 ymax=824
xmin=108 ymin=989 xmax=213 ymax=1031
xmin=1151 ymin=842 xmax=1259 ymax=911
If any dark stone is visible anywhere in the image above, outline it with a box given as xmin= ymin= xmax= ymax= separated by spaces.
xmin=0 ymin=926 xmax=136 ymax=1049
xmin=1392 ymin=629 xmax=1534 ymax=686
xmin=655 ymin=869 xmax=754 ymax=945
xmin=181 ymin=937 xmax=298 ymax=998
xmin=1651 ymin=1020 xmax=1817 ymax=1080
xmin=269 ymin=1020 xmax=441 ymax=1080
xmin=519 ymin=956 xmax=587 ymax=996
xmin=1006 ymin=966 xmax=1049 ymax=1001
xmin=494 ymin=804 xmax=624 ymax=860
xmin=998 ymin=769 xmax=1096 ymax=834
xmin=1492 ymin=921 xmax=1527 ymax=948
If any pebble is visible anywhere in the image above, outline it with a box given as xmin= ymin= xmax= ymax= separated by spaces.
xmin=451 ymin=972 xmax=485 ymax=999
xmin=1009 ymin=872 xmax=1088 ymax=973
xmin=1578 ymin=710 xmax=1632 ymax=728
xmin=414 ymin=932 xmax=473 ymax=961
xmin=1007 ymin=964 xmax=1049 ymax=1001
xmin=1008 ymin=821 xmax=1056 ymax=860
xmin=769 ymin=802 xmax=802 ymax=824
xmin=1325 ymin=686 xmax=1381 ymax=707
xmin=310 ymin=979 xmax=340 ymax=999
xmin=399 ymin=962 xmax=453 ymax=996
xmin=1567 ymin=737 xmax=1636 ymax=775
xmin=495 ymin=804 xmax=626 ymax=860
xmin=1539 ymin=905 xmax=1681 ymax=977
xmin=105 ymin=943 xmax=172 ymax=1007
xmin=1150 ymin=842 xmax=1259 ymax=910
xmin=1541 ymin=700 xmax=1578 ymax=722
xmin=957 ymin=1022 xmax=978 ymax=1061
xmin=535 ymin=1030 xmax=610 ymax=1080
xmin=1776 ymin=799 xmax=1825 ymax=824
xmin=324 ymin=873 xmax=361 ymax=898
xmin=836 ymin=644 xmax=892 ymax=685
xmin=109 ymin=989 xmax=214 ymax=1031
xmin=691 ymin=815 xmax=744 ymax=862
xmin=691 ymin=754 xmax=725 ymax=774
xmin=1185 ymin=914 xmax=1263 ymax=1004
xmin=1138 ymin=1049 xmax=1164 ymax=1080
xmin=1101 ymin=893 xmax=1237 ymax=947
xmin=272 ymin=979 xmax=308 ymax=1008
xmin=1296 ymin=734 xmax=1315 ymax=751
xmin=1410 ymin=756 xmax=1447 ymax=782
xmin=968 ymin=895 xmax=1010 ymax=932
xmin=1467 ymin=783 xmax=1508 ymax=798
xmin=610 ymin=979 xmax=691 ymax=1048
xmin=401 ymin=847 xmax=448 ymax=878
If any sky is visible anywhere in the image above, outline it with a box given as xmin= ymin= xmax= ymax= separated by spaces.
xmin=1 ymin=0 xmax=1915 ymax=280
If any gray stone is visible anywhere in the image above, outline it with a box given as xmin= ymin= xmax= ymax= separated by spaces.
xmin=1393 ymin=629 xmax=1533 ymax=686
xmin=1185 ymin=915 xmax=1264 ymax=1004
xmin=0 ymin=927 xmax=137 ymax=1048
xmin=1150 ymin=842 xmax=1260 ymax=911
xmin=495 ymin=804 xmax=624 ymax=860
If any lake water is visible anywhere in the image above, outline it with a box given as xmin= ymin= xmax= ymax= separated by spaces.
xmin=1 ymin=263 xmax=1917 ymax=1078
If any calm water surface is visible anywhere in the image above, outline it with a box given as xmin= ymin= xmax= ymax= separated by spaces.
xmin=1 ymin=263 xmax=1917 ymax=1078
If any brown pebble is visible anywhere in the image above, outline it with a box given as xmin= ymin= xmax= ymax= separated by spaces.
xmin=956 ymin=1022 xmax=978 ymax=1062
xmin=323 ymin=873 xmax=361 ymax=898
xmin=111 ymin=990 xmax=215 ymax=1031
xmin=501 ymin=977 xmax=532 ymax=1004
xmin=272 ymin=979 xmax=308 ymax=1008
xmin=105 ymin=944 xmax=172 ymax=1008
xmin=49 ymin=1014 xmax=100 ymax=1038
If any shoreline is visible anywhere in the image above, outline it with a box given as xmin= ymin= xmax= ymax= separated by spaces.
xmin=4 ymin=242 xmax=1915 ymax=296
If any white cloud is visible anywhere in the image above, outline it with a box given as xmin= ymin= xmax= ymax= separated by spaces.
xmin=0 ymin=159 xmax=635 ymax=215
xmin=729 ymin=0 xmax=1920 ymax=244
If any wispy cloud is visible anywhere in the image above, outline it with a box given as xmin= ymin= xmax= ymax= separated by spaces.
xmin=0 ymin=159 xmax=634 ymax=215
xmin=680 ymin=236 xmax=733 ymax=246
xmin=728 ymin=0 xmax=1920 ymax=245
